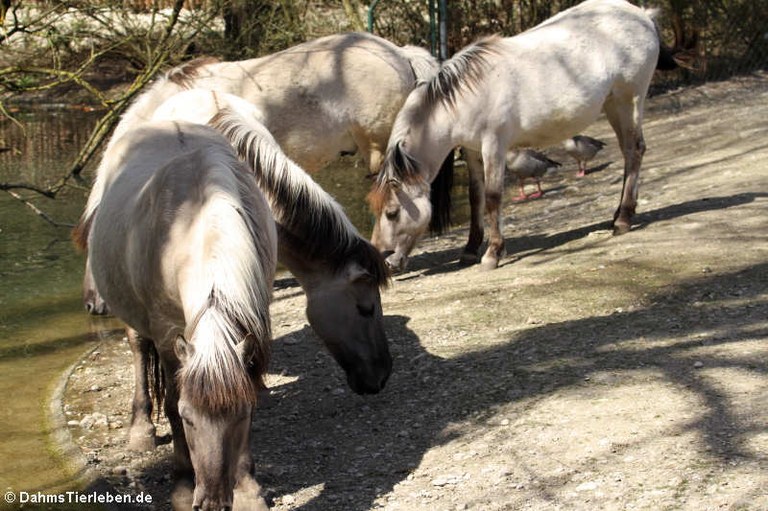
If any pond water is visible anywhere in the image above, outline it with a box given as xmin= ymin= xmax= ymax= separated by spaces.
xmin=0 ymin=107 xmax=471 ymax=501
xmin=0 ymin=108 xmax=108 ymax=497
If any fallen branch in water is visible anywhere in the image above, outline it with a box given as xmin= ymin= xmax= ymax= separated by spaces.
xmin=2 ymin=189 xmax=75 ymax=228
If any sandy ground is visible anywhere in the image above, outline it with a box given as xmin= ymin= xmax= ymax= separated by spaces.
xmin=61 ymin=72 xmax=768 ymax=511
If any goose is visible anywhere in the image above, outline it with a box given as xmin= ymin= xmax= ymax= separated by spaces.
xmin=506 ymin=149 xmax=561 ymax=201
xmin=564 ymin=135 xmax=606 ymax=177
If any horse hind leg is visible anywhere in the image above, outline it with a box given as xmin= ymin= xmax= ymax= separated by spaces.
xmin=127 ymin=328 xmax=158 ymax=451
xmin=603 ymin=91 xmax=647 ymax=235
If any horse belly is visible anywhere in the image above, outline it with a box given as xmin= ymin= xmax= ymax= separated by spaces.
xmin=502 ymin=69 xmax=611 ymax=148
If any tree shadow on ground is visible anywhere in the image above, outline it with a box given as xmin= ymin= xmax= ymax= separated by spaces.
xmin=402 ymin=191 xmax=767 ymax=276
xmin=250 ymin=261 xmax=767 ymax=510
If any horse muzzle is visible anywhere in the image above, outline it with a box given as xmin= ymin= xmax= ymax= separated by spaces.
xmin=383 ymin=251 xmax=408 ymax=273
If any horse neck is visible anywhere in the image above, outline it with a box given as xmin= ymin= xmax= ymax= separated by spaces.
xmin=403 ymin=107 xmax=458 ymax=184
xmin=274 ymin=230 xmax=329 ymax=292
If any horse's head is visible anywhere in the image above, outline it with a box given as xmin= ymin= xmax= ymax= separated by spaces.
xmin=174 ymin=329 xmax=260 ymax=511
xmin=368 ymin=176 xmax=432 ymax=273
xmin=303 ymin=255 xmax=392 ymax=395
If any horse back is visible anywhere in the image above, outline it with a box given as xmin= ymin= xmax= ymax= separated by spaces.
xmin=89 ymin=122 xmax=275 ymax=340
xmin=472 ymin=0 xmax=659 ymax=147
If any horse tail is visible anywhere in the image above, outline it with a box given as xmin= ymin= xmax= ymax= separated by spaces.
xmin=646 ymin=8 xmax=702 ymax=72
xmin=429 ymin=151 xmax=454 ymax=235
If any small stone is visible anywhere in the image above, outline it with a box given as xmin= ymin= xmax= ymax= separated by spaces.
xmin=576 ymin=481 xmax=599 ymax=492
xmin=431 ymin=474 xmax=460 ymax=487
xmin=112 ymin=466 xmax=128 ymax=476
xmin=693 ymin=361 xmax=704 ymax=369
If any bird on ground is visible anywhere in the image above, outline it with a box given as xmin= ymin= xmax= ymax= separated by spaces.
xmin=506 ymin=149 xmax=562 ymax=201
xmin=563 ymin=135 xmax=606 ymax=177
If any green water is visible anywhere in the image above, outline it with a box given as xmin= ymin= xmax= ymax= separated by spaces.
xmin=0 ymin=108 xmax=104 ymax=500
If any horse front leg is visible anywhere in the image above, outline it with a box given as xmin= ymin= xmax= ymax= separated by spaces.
xmin=460 ymin=149 xmax=485 ymax=265
xmin=480 ymin=146 xmax=507 ymax=270
xmin=161 ymin=360 xmax=195 ymax=510
xmin=126 ymin=328 xmax=157 ymax=451
xmin=233 ymin=409 xmax=269 ymax=511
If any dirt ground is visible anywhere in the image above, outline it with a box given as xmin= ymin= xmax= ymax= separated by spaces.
xmin=62 ymin=72 xmax=768 ymax=511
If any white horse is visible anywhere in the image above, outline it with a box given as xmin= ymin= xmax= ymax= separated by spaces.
xmin=88 ymin=120 xmax=276 ymax=510
xmin=369 ymin=0 xmax=672 ymax=271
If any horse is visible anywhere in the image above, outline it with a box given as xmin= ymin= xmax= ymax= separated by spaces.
xmin=368 ymin=0 xmax=677 ymax=271
xmin=90 ymin=31 xmax=436 ymax=183
xmin=87 ymin=120 xmax=277 ymax=510
xmin=149 ymin=87 xmax=392 ymax=395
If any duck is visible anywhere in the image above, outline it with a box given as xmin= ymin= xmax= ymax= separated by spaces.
xmin=506 ymin=149 xmax=561 ymax=201
xmin=563 ymin=135 xmax=606 ymax=177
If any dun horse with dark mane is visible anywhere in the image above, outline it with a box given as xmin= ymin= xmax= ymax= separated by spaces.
xmin=85 ymin=120 xmax=276 ymax=510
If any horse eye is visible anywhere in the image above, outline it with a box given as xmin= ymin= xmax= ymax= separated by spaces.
xmin=385 ymin=207 xmax=400 ymax=221
xmin=180 ymin=411 xmax=195 ymax=428
xmin=357 ymin=304 xmax=375 ymax=317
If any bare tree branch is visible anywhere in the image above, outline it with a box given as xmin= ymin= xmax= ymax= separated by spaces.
xmin=2 ymin=189 xmax=73 ymax=228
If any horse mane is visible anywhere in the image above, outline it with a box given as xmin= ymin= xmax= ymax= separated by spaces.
xmin=176 ymin=145 xmax=274 ymax=415
xmin=424 ymin=35 xmax=500 ymax=110
xmin=368 ymin=37 xmax=499 ymax=219
xmin=208 ymin=107 xmax=390 ymax=288
xmin=166 ymin=56 xmax=220 ymax=88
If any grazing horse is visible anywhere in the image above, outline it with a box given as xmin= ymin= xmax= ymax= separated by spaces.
xmin=148 ymin=88 xmax=392 ymax=395
xmin=88 ymin=120 xmax=276 ymax=510
xmin=369 ymin=0 xmax=669 ymax=271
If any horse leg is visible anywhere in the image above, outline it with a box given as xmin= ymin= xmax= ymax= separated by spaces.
xmin=233 ymin=410 xmax=269 ymax=511
xmin=161 ymin=359 xmax=195 ymax=510
xmin=480 ymin=143 xmax=507 ymax=270
xmin=126 ymin=328 xmax=157 ymax=451
xmin=604 ymin=91 xmax=646 ymax=235
xmin=351 ymin=126 xmax=384 ymax=177
xmin=460 ymin=149 xmax=485 ymax=265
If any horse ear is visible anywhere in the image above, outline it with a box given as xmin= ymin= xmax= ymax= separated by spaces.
xmin=174 ymin=335 xmax=194 ymax=363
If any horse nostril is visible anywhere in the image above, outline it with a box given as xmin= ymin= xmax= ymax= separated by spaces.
xmin=85 ymin=302 xmax=94 ymax=314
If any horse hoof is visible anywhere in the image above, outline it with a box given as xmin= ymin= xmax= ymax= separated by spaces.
xmin=171 ymin=479 xmax=194 ymax=511
xmin=480 ymin=255 xmax=499 ymax=270
xmin=127 ymin=426 xmax=156 ymax=452
xmin=612 ymin=222 xmax=631 ymax=235
xmin=234 ymin=477 xmax=269 ymax=511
